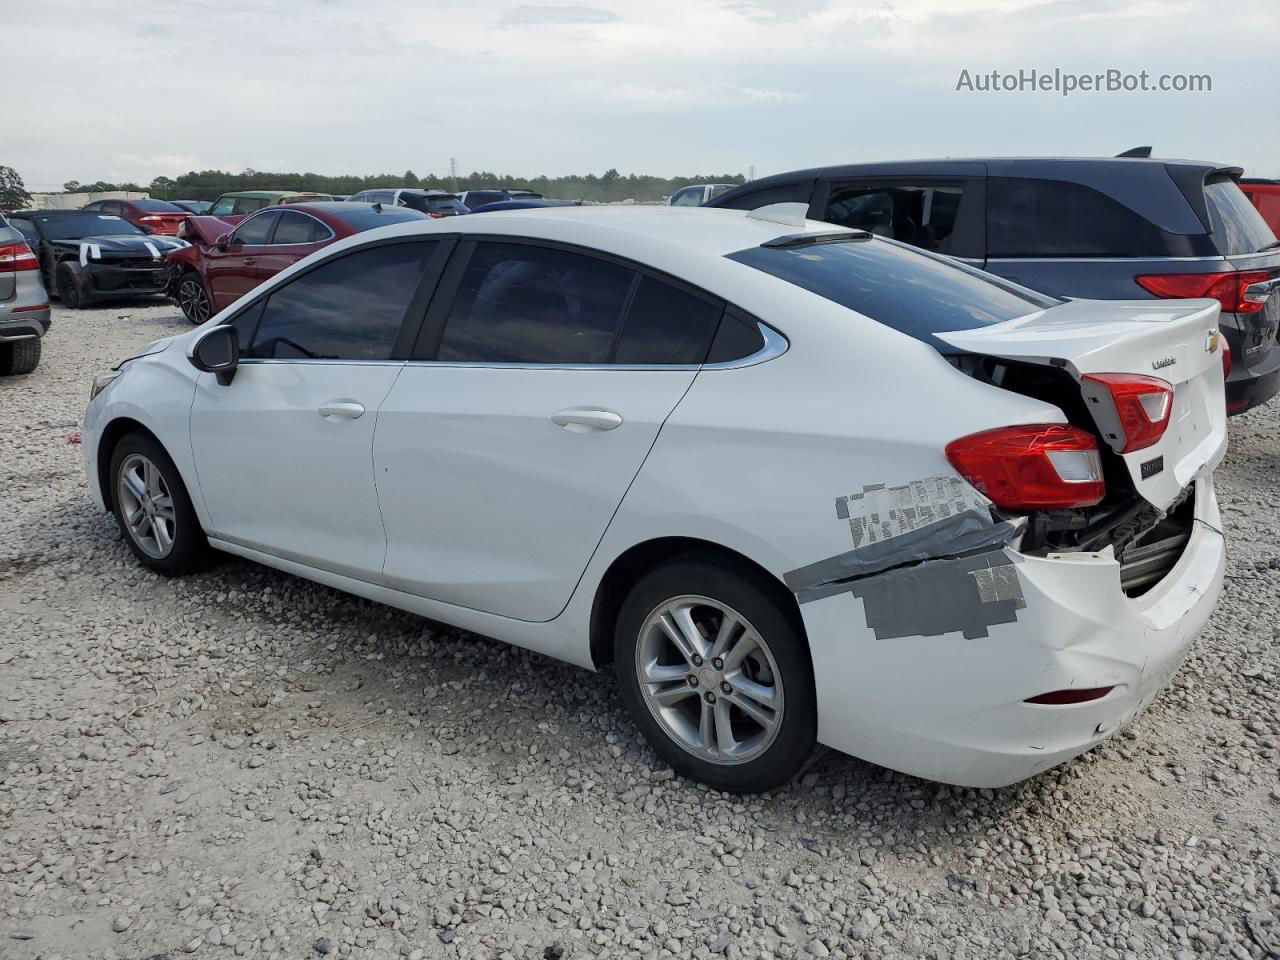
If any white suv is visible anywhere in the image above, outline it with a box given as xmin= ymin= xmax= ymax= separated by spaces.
xmin=83 ymin=205 xmax=1228 ymax=793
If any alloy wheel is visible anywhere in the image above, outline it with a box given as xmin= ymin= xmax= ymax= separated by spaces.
xmin=116 ymin=453 xmax=177 ymax=559
xmin=634 ymin=595 xmax=785 ymax=765
xmin=178 ymin=277 xmax=210 ymax=323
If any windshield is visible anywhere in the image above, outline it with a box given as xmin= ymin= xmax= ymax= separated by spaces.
xmin=1205 ymin=179 xmax=1278 ymax=256
xmin=329 ymin=205 xmax=430 ymax=230
xmin=35 ymin=214 xmax=146 ymax=240
xmin=727 ymin=237 xmax=1056 ymax=352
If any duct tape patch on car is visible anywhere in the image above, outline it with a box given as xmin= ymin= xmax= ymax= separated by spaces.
xmin=785 ymin=475 xmax=1025 ymax=640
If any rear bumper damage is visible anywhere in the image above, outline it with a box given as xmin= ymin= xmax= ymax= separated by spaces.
xmin=797 ymin=476 xmax=1224 ymax=788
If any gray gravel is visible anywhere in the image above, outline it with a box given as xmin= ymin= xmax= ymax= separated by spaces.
xmin=2 ymin=300 xmax=1279 ymax=960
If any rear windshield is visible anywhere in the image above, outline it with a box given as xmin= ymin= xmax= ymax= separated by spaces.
xmin=464 ymin=191 xmax=505 ymax=208
xmin=727 ymin=238 xmax=1055 ymax=352
xmin=30 ymin=214 xmax=146 ymax=240
xmin=329 ymin=205 xmax=430 ymax=230
xmin=132 ymin=199 xmax=185 ymax=213
xmin=426 ymin=197 xmax=468 ymax=214
xmin=1205 ymin=179 xmax=1278 ymax=256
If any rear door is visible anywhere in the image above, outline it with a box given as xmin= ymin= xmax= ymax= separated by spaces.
xmin=813 ymin=177 xmax=986 ymax=264
xmin=204 ymin=209 xmax=280 ymax=311
xmin=374 ymin=238 xmax=724 ymax=621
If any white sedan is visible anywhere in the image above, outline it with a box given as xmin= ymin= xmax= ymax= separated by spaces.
xmin=83 ymin=204 xmax=1228 ymax=792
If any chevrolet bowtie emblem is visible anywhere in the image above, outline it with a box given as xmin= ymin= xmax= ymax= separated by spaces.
xmin=1206 ymin=329 xmax=1220 ymax=353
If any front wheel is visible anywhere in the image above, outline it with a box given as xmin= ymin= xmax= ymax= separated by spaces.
xmin=614 ymin=557 xmax=816 ymax=793
xmin=109 ymin=432 xmax=208 ymax=575
xmin=56 ymin=264 xmax=85 ymax=308
xmin=176 ymin=272 xmax=211 ymax=324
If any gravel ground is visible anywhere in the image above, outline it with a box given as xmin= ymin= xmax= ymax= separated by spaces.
xmin=2 ymin=300 xmax=1279 ymax=960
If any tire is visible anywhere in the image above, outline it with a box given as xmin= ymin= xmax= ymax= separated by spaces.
xmin=0 ymin=338 xmax=41 ymax=375
xmin=176 ymin=271 xmax=212 ymax=324
xmin=56 ymin=264 xmax=85 ymax=308
xmin=614 ymin=555 xmax=816 ymax=793
xmin=108 ymin=431 xmax=208 ymax=575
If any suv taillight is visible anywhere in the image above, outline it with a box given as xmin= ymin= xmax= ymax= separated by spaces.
xmin=0 ymin=241 xmax=38 ymax=271
xmin=1080 ymin=373 xmax=1173 ymax=453
xmin=1135 ymin=270 xmax=1271 ymax=314
xmin=945 ymin=424 xmax=1105 ymax=511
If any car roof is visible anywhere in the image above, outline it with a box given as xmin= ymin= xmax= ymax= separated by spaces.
xmin=215 ymin=190 xmax=319 ymax=200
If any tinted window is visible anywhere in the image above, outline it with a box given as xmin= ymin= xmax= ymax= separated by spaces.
xmin=825 ymin=184 xmax=963 ymax=253
xmin=437 ymin=242 xmax=634 ymax=363
xmin=330 ymin=206 xmax=428 ymax=231
xmin=709 ymin=184 xmax=733 ymax=199
xmin=233 ymin=197 xmax=270 ymax=215
xmin=34 ymin=214 xmax=145 ymax=240
xmin=231 ymin=211 xmax=278 ymax=245
xmin=614 ymin=277 xmax=722 ymax=364
xmin=728 ymin=239 xmax=1055 ymax=352
xmin=670 ymin=188 xmax=704 ymax=207
xmin=425 ymin=197 xmax=468 ymax=215
xmin=132 ymin=199 xmax=185 ymax=213
xmin=988 ymin=177 xmax=1186 ymax=258
xmin=1205 ymin=179 xmax=1277 ymax=256
xmin=272 ymin=211 xmax=330 ymax=244
xmin=210 ymin=196 xmax=236 ymax=216
xmin=463 ymin=191 xmax=505 ymax=209
xmin=707 ymin=312 xmax=766 ymax=363
xmin=246 ymin=242 xmax=434 ymax=360
xmin=715 ymin=180 xmax=808 ymax=211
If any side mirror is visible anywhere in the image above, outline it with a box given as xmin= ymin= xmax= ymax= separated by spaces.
xmin=189 ymin=325 xmax=239 ymax=385
xmin=214 ymin=232 xmax=234 ymax=251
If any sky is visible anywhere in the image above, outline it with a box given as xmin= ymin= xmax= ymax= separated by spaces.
xmin=3 ymin=0 xmax=1278 ymax=190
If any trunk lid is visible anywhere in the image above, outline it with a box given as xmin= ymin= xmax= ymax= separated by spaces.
xmin=937 ymin=298 xmax=1227 ymax=512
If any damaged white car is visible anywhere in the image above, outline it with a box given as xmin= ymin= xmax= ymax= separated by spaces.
xmin=82 ymin=204 xmax=1228 ymax=792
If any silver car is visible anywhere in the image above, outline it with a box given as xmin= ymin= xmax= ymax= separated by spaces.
xmin=0 ymin=212 xmax=50 ymax=374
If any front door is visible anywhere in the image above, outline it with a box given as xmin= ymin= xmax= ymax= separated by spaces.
xmin=190 ymin=239 xmax=440 ymax=579
xmin=204 ymin=208 xmax=279 ymax=311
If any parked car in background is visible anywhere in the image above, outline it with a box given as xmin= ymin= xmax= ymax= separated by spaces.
xmin=457 ymin=188 xmax=544 ymax=210
xmin=171 ymin=200 xmax=213 ymax=215
xmin=81 ymin=197 xmax=191 ymax=236
xmin=205 ymin=191 xmax=335 ymax=224
xmin=710 ymin=157 xmax=1280 ymax=415
xmin=1241 ymin=178 xmax=1280 ymax=238
xmin=166 ymin=201 xmax=428 ymax=323
xmin=0 ymin=212 xmax=50 ymax=374
xmin=85 ymin=205 xmax=1227 ymax=793
xmin=468 ymin=198 xmax=581 ymax=212
xmin=346 ymin=188 xmax=468 ymax=217
xmin=667 ymin=183 xmax=737 ymax=206
xmin=7 ymin=210 xmax=186 ymax=309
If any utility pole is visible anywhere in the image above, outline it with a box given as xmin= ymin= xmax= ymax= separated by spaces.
xmin=748 ymin=164 xmax=755 ymax=182
xmin=449 ymin=157 xmax=459 ymax=193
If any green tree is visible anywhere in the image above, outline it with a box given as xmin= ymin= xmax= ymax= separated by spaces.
xmin=1 ymin=166 xmax=32 ymax=209
xmin=63 ymin=179 xmax=82 ymax=193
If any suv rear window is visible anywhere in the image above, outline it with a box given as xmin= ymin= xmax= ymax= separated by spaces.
xmin=727 ymin=238 xmax=1055 ymax=352
xmin=987 ymin=177 xmax=1206 ymax=258
xmin=426 ymin=197 xmax=468 ymax=215
xmin=1204 ymin=179 xmax=1278 ymax=256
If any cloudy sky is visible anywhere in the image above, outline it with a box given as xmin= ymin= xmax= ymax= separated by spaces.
xmin=4 ymin=0 xmax=1278 ymax=189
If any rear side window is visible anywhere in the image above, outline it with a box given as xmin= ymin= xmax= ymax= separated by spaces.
xmin=463 ymin=191 xmax=506 ymax=209
xmin=272 ymin=211 xmax=330 ymax=244
xmin=233 ymin=197 xmax=269 ymax=215
xmin=825 ymin=184 xmax=963 ymax=254
xmin=245 ymin=242 xmax=434 ymax=360
xmin=614 ymin=277 xmax=722 ymax=364
xmin=714 ymin=180 xmax=808 ymax=211
xmin=988 ymin=178 xmax=1187 ymax=258
xmin=1204 ymin=179 xmax=1277 ymax=256
xmin=437 ymin=242 xmax=634 ymax=364
xmin=727 ymin=239 xmax=1054 ymax=351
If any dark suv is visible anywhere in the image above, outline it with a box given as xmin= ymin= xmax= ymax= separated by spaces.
xmin=709 ymin=158 xmax=1280 ymax=414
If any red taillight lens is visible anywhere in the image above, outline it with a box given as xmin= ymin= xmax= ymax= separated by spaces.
xmin=1220 ymin=338 xmax=1232 ymax=378
xmin=1135 ymin=270 xmax=1271 ymax=314
xmin=945 ymin=424 xmax=1105 ymax=511
xmin=1081 ymin=373 xmax=1173 ymax=453
xmin=429 ymin=212 xmax=446 ymax=218
xmin=0 ymin=241 xmax=38 ymax=271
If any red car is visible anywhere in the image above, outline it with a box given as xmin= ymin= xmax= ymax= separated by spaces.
xmin=166 ymin=201 xmax=429 ymax=323
xmin=80 ymin=197 xmax=191 ymax=236
xmin=1240 ymin=178 xmax=1280 ymax=239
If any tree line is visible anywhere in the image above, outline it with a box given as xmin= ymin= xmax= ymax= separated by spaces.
xmin=51 ymin=168 xmax=746 ymax=203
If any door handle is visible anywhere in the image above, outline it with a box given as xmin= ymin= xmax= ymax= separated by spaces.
xmin=317 ymin=401 xmax=366 ymax=419
xmin=551 ymin=408 xmax=623 ymax=432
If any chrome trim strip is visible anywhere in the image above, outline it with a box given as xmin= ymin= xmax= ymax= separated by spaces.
xmin=702 ymin=323 xmax=789 ymax=369
xmin=237 ymin=358 xmax=404 ymax=367
xmin=985 ymin=255 xmax=1227 ymax=264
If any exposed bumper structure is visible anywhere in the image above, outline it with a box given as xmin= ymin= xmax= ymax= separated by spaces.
xmin=803 ymin=478 xmax=1225 ymax=788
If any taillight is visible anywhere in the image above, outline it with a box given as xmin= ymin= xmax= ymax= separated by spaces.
xmin=1135 ymin=270 xmax=1271 ymax=314
xmin=945 ymin=424 xmax=1105 ymax=511
xmin=429 ymin=212 xmax=446 ymax=218
xmin=0 ymin=241 xmax=38 ymax=271
xmin=1080 ymin=373 xmax=1173 ymax=453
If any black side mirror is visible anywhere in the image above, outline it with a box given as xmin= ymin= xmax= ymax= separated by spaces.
xmin=214 ymin=232 xmax=236 ymax=251
xmin=189 ymin=325 xmax=239 ymax=385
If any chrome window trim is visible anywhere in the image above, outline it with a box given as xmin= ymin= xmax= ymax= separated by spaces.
xmin=985 ymin=255 xmax=1227 ymax=264
xmin=702 ymin=323 xmax=789 ymax=369
xmin=269 ymin=211 xmax=336 ymax=247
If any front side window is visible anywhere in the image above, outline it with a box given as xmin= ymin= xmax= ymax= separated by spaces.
xmin=825 ymin=184 xmax=963 ymax=253
xmin=244 ymin=242 xmax=436 ymax=361
xmin=271 ymin=211 xmax=330 ymax=245
xmin=210 ymin=196 xmax=236 ymax=216
xmin=231 ymin=210 xmax=278 ymax=246
xmin=670 ymin=187 xmax=704 ymax=207
xmin=436 ymin=242 xmax=634 ymax=364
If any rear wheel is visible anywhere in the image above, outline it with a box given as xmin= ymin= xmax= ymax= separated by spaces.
xmin=614 ymin=556 xmax=816 ymax=793
xmin=109 ymin=432 xmax=207 ymax=575
xmin=176 ymin=272 xmax=211 ymax=324
xmin=0 ymin=338 xmax=41 ymax=375
xmin=56 ymin=264 xmax=84 ymax=308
